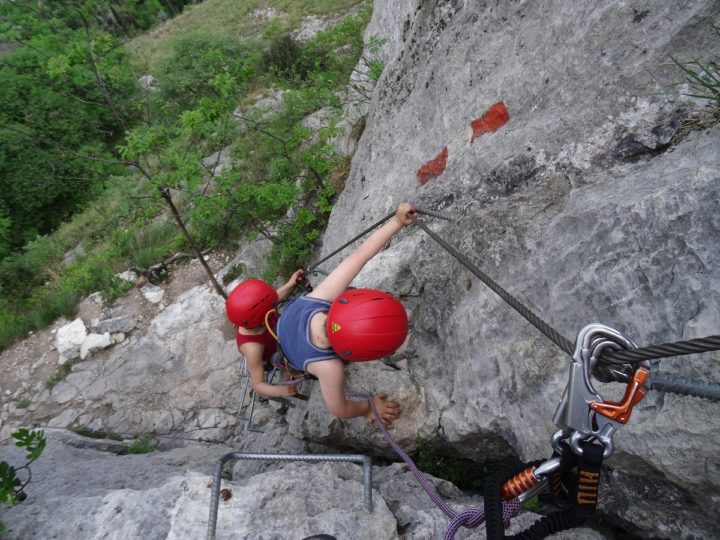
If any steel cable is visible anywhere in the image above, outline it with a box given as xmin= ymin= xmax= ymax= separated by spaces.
xmin=409 ymin=216 xmax=720 ymax=401
xmin=410 ymin=215 xmax=575 ymax=355
xmin=307 ymin=211 xmax=395 ymax=273
xmin=649 ymin=373 xmax=720 ymax=401
xmin=306 ymin=207 xmax=452 ymax=273
xmin=601 ymin=335 xmax=720 ymax=364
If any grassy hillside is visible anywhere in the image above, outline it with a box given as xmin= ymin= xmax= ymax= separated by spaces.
xmin=127 ymin=0 xmax=366 ymax=71
xmin=0 ymin=0 xmax=375 ymax=351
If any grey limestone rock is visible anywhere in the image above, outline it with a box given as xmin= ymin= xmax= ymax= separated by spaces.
xmin=55 ymin=318 xmax=87 ymax=365
xmin=309 ymin=1 xmax=720 ymax=538
xmin=92 ymin=314 xmax=137 ymax=334
xmin=140 ymin=282 xmax=165 ymax=304
xmin=0 ymin=431 xmax=610 ymax=540
xmin=4 ymin=2 xmax=720 ymax=539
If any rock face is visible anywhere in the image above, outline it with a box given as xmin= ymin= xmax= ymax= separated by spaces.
xmin=0 ymin=431 xmax=607 ymax=540
xmin=55 ymin=318 xmax=87 ymax=364
xmin=2 ymin=2 xmax=719 ymax=539
xmin=308 ymin=0 xmax=720 ymax=538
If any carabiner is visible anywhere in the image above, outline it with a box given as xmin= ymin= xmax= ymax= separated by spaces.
xmin=590 ymin=366 xmax=649 ymax=424
xmin=552 ymin=323 xmax=649 ymax=459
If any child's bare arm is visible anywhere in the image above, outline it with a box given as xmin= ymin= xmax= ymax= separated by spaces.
xmin=308 ymin=203 xmax=415 ymax=302
xmin=276 ymin=269 xmax=304 ymax=300
xmin=308 ymin=359 xmax=371 ymax=418
xmin=308 ymin=360 xmax=401 ymax=425
xmin=242 ymin=344 xmax=297 ymax=398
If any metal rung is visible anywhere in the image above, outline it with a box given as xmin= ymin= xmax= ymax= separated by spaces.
xmin=207 ymin=453 xmax=373 ymax=540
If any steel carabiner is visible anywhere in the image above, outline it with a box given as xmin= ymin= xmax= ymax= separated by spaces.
xmin=552 ymin=323 xmax=650 ymax=459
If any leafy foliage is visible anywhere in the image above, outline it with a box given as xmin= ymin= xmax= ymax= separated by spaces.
xmin=0 ymin=1 xmax=140 ymax=252
xmin=190 ymin=12 xmax=371 ymax=276
xmin=122 ymin=435 xmax=156 ymax=455
xmin=12 ymin=428 xmax=46 ymax=462
xmin=156 ymin=33 xmax=258 ymax=111
xmin=0 ymin=429 xmax=46 ymax=533
xmin=413 ymin=436 xmax=521 ymax=492
xmin=0 ymin=1 xmax=374 ymax=349
xmin=0 ymin=462 xmax=21 ymax=505
xmin=262 ymin=34 xmax=304 ymax=77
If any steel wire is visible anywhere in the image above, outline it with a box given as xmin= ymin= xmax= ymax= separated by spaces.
xmin=409 ymin=216 xmax=720 ymax=401
xmin=602 ymin=335 xmax=720 ymax=364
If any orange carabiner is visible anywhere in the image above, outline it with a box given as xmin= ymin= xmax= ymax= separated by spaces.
xmin=590 ymin=367 xmax=649 ymax=424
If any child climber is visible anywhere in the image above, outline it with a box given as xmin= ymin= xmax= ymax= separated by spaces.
xmin=226 ymin=269 xmax=304 ymax=398
xmin=277 ymin=202 xmax=416 ymax=426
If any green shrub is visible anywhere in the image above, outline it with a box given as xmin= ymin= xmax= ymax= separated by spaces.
xmin=126 ymin=221 xmax=181 ymax=270
xmin=100 ymin=276 xmax=134 ymax=304
xmin=1 ymin=428 xmax=46 ymax=533
xmin=0 ymin=2 xmax=375 ymax=349
xmin=263 ymin=34 xmax=305 ymax=78
xmin=413 ymin=436 xmax=522 ymax=492
xmin=121 ymin=435 xmax=156 ymax=455
xmin=156 ymin=33 xmax=258 ymax=111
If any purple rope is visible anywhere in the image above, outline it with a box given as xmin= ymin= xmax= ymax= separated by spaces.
xmin=351 ymin=392 xmax=522 ymax=539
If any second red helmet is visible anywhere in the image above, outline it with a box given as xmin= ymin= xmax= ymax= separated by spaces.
xmin=226 ymin=279 xmax=278 ymax=328
xmin=326 ymin=288 xmax=408 ymax=362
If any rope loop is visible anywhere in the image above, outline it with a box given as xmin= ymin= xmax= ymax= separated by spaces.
xmin=444 ymin=501 xmax=521 ymax=539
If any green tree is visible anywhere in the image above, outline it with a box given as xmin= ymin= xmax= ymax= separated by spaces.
xmin=190 ymin=12 xmax=373 ymax=276
xmin=156 ymin=33 xmax=258 ymax=112
xmin=0 ymin=1 xmax=140 ymax=251
xmin=119 ymin=38 xmax=258 ymax=298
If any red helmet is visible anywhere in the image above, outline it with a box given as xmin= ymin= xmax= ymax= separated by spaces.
xmin=326 ymin=288 xmax=408 ymax=362
xmin=226 ymin=279 xmax=278 ymax=328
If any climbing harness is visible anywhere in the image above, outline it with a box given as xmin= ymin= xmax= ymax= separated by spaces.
xmin=237 ymin=300 xmax=315 ymax=432
xmin=237 ymin=353 xmax=308 ymax=433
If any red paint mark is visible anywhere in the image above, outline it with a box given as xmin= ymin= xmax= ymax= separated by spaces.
xmin=417 ymin=146 xmax=448 ymax=186
xmin=470 ymin=101 xmax=509 ymax=143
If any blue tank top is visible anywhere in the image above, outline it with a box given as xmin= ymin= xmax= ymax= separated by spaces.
xmin=277 ymin=295 xmax=338 ymax=372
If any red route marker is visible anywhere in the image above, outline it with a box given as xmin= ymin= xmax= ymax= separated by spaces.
xmin=470 ymin=101 xmax=509 ymax=143
xmin=416 ymin=146 xmax=448 ymax=186
xmin=415 ymin=101 xmax=509 ymax=187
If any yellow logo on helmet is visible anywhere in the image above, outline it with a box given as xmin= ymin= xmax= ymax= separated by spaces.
xmin=330 ymin=322 xmax=342 ymax=333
